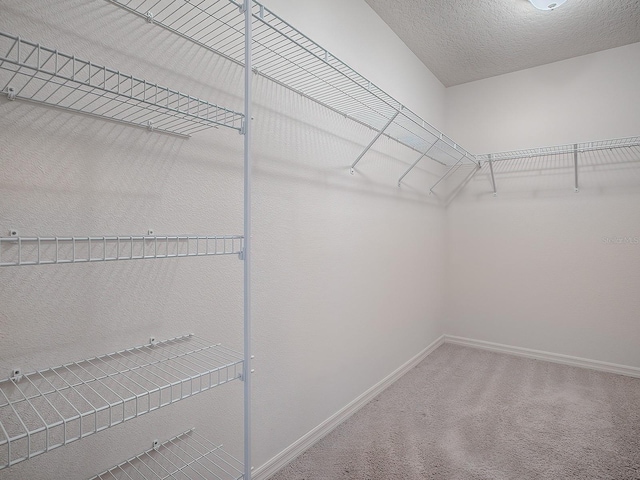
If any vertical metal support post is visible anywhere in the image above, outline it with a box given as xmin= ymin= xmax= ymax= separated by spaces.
xmin=397 ymin=141 xmax=438 ymax=186
xmin=243 ymin=1 xmax=253 ymax=478
xmin=350 ymin=110 xmax=400 ymax=174
xmin=488 ymin=154 xmax=497 ymax=197
xmin=573 ymin=144 xmax=579 ymax=193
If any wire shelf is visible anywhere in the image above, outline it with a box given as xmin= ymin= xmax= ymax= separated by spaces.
xmin=0 ymin=235 xmax=244 ymax=267
xmin=476 ymin=136 xmax=640 ymax=162
xmin=105 ymin=0 xmax=475 ymax=170
xmin=0 ymin=31 xmax=244 ymax=137
xmin=90 ymin=428 xmax=244 ymax=480
xmin=0 ymin=335 xmax=243 ymax=470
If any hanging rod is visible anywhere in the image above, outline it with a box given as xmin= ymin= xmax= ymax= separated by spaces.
xmin=104 ymin=0 xmax=476 ymax=170
xmin=89 ymin=428 xmax=244 ymax=480
xmin=0 ymin=31 xmax=244 ymax=137
xmin=0 ymin=235 xmax=244 ymax=267
xmin=0 ymin=334 xmax=243 ymax=470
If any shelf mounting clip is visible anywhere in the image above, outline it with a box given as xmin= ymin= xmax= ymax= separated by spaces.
xmin=10 ymin=368 xmax=23 ymax=382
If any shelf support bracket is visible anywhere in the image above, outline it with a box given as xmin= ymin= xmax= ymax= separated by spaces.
xmin=573 ymin=144 xmax=579 ymax=193
xmin=350 ymin=110 xmax=400 ymax=175
xmin=398 ymin=140 xmax=438 ymax=186
xmin=429 ymin=160 xmax=463 ymax=196
xmin=488 ymin=153 xmax=497 ymax=197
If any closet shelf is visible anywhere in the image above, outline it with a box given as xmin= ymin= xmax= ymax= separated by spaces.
xmin=0 ymin=235 xmax=244 ymax=267
xmin=106 ymin=0 xmax=476 ymax=174
xmin=90 ymin=428 xmax=243 ymax=480
xmin=0 ymin=334 xmax=243 ymax=470
xmin=476 ymin=136 xmax=640 ymax=162
xmin=474 ymin=136 xmax=640 ymax=197
xmin=0 ymin=31 xmax=244 ymax=137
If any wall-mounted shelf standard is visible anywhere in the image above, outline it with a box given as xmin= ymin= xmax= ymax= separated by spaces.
xmin=90 ymin=428 xmax=244 ymax=480
xmin=0 ymin=31 xmax=244 ymax=137
xmin=0 ymin=234 xmax=244 ymax=267
xmin=475 ymin=136 xmax=640 ymax=196
xmin=0 ymin=334 xmax=243 ymax=470
xmin=105 ymin=0 xmax=477 ymax=176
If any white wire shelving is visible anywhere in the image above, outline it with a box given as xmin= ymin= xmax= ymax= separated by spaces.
xmin=90 ymin=428 xmax=244 ymax=480
xmin=476 ymin=136 xmax=640 ymax=162
xmin=1 ymin=2 xmax=255 ymax=478
xmin=105 ymin=0 xmax=477 ymax=179
xmin=0 ymin=334 xmax=243 ymax=470
xmin=0 ymin=31 xmax=244 ymax=137
xmin=0 ymin=234 xmax=244 ymax=267
xmin=476 ymin=136 xmax=640 ymax=196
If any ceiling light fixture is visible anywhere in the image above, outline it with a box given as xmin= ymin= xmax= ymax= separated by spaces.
xmin=528 ymin=0 xmax=567 ymax=10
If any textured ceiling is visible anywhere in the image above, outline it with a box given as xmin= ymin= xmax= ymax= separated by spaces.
xmin=364 ymin=0 xmax=640 ymax=87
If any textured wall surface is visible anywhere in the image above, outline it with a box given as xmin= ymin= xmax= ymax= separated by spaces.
xmin=0 ymin=0 xmax=447 ymax=478
xmin=444 ymin=44 xmax=640 ymax=368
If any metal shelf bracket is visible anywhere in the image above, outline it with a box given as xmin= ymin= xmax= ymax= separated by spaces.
xmin=350 ymin=110 xmax=400 ymax=174
xmin=429 ymin=160 xmax=463 ymax=196
xmin=488 ymin=154 xmax=497 ymax=197
xmin=574 ymin=144 xmax=579 ymax=193
xmin=398 ymin=141 xmax=438 ymax=186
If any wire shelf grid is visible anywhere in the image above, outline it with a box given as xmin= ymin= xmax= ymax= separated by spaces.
xmin=105 ymin=0 xmax=474 ymax=167
xmin=0 ymin=31 xmax=244 ymax=137
xmin=476 ymin=136 xmax=640 ymax=162
xmin=0 ymin=335 xmax=243 ymax=470
xmin=90 ymin=428 xmax=243 ymax=480
xmin=0 ymin=235 xmax=244 ymax=267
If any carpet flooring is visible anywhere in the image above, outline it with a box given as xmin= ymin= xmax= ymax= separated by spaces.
xmin=270 ymin=344 xmax=640 ymax=480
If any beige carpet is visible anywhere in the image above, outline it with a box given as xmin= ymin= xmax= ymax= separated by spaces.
xmin=270 ymin=343 xmax=640 ymax=480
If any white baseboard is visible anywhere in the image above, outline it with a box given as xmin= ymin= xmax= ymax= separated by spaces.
xmin=444 ymin=335 xmax=640 ymax=378
xmin=253 ymin=333 xmax=639 ymax=479
xmin=251 ymin=334 xmax=446 ymax=480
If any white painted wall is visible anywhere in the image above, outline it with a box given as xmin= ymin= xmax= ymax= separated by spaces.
xmin=262 ymin=0 xmax=447 ymax=129
xmin=444 ymin=43 xmax=640 ymax=368
xmin=445 ymin=42 xmax=640 ymax=153
xmin=0 ymin=0 xmax=447 ymax=478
